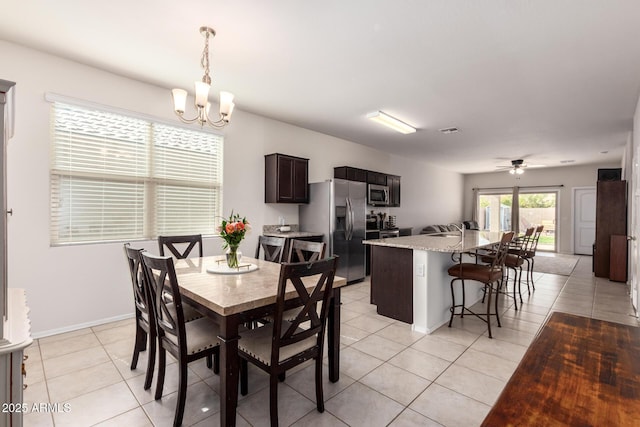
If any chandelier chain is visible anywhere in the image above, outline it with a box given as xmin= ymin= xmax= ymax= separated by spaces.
xmin=201 ymin=31 xmax=211 ymax=85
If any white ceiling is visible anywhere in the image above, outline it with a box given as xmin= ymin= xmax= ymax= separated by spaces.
xmin=2 ymin=1 xmax=640 ymax=173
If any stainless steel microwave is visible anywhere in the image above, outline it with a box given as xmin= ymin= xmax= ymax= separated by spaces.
xmin=368 ymin=184 xmax=389 ymax=206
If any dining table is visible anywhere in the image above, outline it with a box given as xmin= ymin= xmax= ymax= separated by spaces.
xmin=172 ymin=255 xmax=348 ymax=426
xmin=482 ymin=311 xmax=640 ymax=426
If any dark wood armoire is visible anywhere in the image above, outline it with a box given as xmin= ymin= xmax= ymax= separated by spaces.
xmin=594 ymin=180 xmax=627 ymax=279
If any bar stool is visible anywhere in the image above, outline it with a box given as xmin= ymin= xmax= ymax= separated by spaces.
xmin=480 ymin=227 xmax=534 ymax=310
xmin=522 ymin=225 xmax=544 ymax=292
xmin=447 ymin=232 xmax=514 ymax=338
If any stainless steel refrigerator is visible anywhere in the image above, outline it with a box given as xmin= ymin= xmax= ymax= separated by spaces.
xmin=299 ymin=179 xmax=366 ymax=283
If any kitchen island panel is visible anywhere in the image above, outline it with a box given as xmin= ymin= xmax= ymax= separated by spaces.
xmin=413 ymin=250 xmax=484 ymax=334
xmin=370 ymin=245 xmax=413 ymax=323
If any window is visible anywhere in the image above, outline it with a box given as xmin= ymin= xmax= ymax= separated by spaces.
xmin=50 ymin=101 xmax=223 ymax=245
xmin=476 ymin=187 xmax=559 ymax=252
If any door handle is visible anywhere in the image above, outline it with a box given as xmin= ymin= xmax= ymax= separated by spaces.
xmin=627 ymin=236 xmax=636 ymax=241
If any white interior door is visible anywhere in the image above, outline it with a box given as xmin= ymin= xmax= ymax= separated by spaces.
xmin=573 ymin=187 xmax=596 ymax=255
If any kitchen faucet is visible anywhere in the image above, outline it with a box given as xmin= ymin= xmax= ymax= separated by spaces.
xmin=448 ymin=222 xmax=465 ymax=242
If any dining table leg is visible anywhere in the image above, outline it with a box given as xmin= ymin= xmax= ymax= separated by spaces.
xmin=218 ymin=315 xmax=241 ymax=427
xmin=328 ymin=287 xmax=341 ymax=382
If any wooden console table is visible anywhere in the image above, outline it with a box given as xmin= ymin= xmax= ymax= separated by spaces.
xmin=482 ymin=311 xmax=640 ymax=426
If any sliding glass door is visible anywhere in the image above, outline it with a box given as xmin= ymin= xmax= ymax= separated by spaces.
xmin=478 ymin=193 xmax=513 ymax=232
xmin=477 ymin=188 xmax=558 ymax=252
xmin=518 ymin=191 xmax=557 ymax=251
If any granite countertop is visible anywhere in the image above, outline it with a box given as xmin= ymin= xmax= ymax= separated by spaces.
xmin=263 ymin=230 xmax=324 ymax=238
xmin=262 ymin=223 xmax=323 ymax=238
xmin=363 ymin=230 xmax=503 ymax=253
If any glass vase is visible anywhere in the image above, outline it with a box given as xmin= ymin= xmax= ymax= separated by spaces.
xmin=226 ymin=245 xmax=242 ymax=268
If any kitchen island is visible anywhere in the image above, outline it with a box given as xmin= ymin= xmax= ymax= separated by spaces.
xmin=364 ymin=230 xmax=503 ymax=334
xmin=262 ymin=225 xmax=324 ymax=261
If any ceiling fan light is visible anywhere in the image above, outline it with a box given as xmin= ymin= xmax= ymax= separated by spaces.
xmin=509 ymin=168 xmax=516 ymax=175
xmin=516 ymin=168 xmax=524 ymax=175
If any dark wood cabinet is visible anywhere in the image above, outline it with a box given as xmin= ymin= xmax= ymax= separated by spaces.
xmin=610 ymin=235 xmax=628 ymax=282
xmin=387 ymin=175 xmax=401 ymax=207
xmin=367 ymin=171 xmax=387 ymax=185
xmin=335 ymin=167 xmax=401 ymax=207
xmin=594 ymin=180 xmax=626 ymax=279
xmin=334 ymin=166 xmax=367 ymax=182
xmin=265 ymin=153 xmax=309 ymax=204
xmin=370 ymin=245 xmax=413 ymax=323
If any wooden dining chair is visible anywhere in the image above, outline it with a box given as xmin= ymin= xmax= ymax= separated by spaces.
xmin=158 ymin=234 xmax=203 ymax=259
xmin=238 ymin=256 xmax=339 ymax=426
xmin=447 ymin=232 xmax=514 ymax=338
xmin=277 ymin=240 xmax=327 ymax=324
xmin=255 ymin=235 xmax=287 ymax=263
xmin=286 ymin=239 xmax=326 ymax=263
xmin=123 ymin=244 xmax=156 ymax=390
xmin=139 ymin=252 xmax=221 ymax=427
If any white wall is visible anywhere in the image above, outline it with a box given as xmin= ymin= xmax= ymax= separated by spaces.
xmin=388 ymin=155 xmax=464 ymax=234
xmin=1 ymin=41 xmax=464 ymax=336
xmin=463 ymin=163 xmax=622 ymax=254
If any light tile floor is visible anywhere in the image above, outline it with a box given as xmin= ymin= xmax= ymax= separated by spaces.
xmin=23 ymin=256 xmax=638 ymax=426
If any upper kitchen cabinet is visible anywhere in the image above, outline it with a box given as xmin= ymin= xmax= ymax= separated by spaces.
xmin=334 ymin=166 xmax=402 ymax=207
xmin=387 ymin=174 xmax=401 ymax=207
xmin=367 ymin=171 xmax=387 ymax=186
xmin=334 ymin=166 xmax=367 ymax=182
xmin=265 ymin=153 xmax=309 ymax=204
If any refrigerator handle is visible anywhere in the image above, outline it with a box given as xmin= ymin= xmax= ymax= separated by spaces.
xmin=349 ymin=198 xmax=355 ymax=239
xmin=346 ymin=197 xmax=353 ymax=240
xmin=349 ymin=198 xmax=355 ymax=240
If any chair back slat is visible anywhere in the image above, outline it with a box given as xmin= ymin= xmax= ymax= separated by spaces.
xmin=140 ymin=252 xmax=186 ymax=354
xmin=286 ymin=239 xmax=326 ymax=263
xmin=510 ymin=227 xmax=535 ymax=257
xmin=158 ymin=234 xmax=203 ymax=259
xmin=124 ymin=244 xmax=150 ymax=320
xmin=270 ymin=257 xmax=338 ymax=366
xmin=255 ymin=235 xmax=286 ymax=263
xmin=489 ymin=231 xmax=515 ymax=269
xmin=528 ymin=225 xmax=545 ymax=255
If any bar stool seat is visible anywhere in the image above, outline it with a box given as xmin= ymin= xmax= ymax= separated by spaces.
xmin=447 ymin=232 xmax=514 ymax=338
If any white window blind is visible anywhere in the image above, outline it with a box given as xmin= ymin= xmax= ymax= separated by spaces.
xmin=50 ymin=102 xmax=223 ymax=245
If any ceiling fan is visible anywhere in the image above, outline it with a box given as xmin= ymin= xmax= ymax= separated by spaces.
xmin=495 ymin=159 xmax=545 ymax=175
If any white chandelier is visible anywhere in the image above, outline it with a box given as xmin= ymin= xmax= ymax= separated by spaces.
xmin=171 ymin=26 xmax=235 ymax=129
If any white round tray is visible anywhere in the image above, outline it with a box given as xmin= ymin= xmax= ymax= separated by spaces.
xmin=206 ymin=262 xmax=259 ymax=275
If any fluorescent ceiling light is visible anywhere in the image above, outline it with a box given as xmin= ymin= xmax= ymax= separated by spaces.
xmin=367 ymin=111 xmax=416 ymax=134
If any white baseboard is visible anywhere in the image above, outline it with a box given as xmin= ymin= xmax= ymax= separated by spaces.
xmin=32 ymin=313 xmax=135 ymax=339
